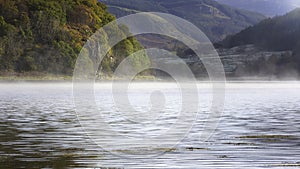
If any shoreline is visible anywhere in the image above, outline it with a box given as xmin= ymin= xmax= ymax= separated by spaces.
xmin=0 ymin=73 xmax=299 ymax=83
xmin=1 ymin=78 xmax=300 ymax=83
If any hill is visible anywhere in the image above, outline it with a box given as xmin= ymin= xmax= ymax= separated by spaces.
xmin=0 ymin=0 xmax=149 ymax=76
xmin=216 ymin=0 xmax=300 ymax=17
xmin=217 ymin=8 xmax=300 ymax=79
xmin=99 ymin=0 xmax=266 ymax=42
xmin=219 ymin=8 xmax=300 ymax=52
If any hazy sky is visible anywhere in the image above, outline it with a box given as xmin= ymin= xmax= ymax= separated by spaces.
xmin=216 ymin=0 xmax=300 ymax=16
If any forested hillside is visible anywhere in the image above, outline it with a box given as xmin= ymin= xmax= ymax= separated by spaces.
xmin=219 ymin=8 xmax=300 ymax=52
xmin=0 ymin=0 xmax=149 ymax=76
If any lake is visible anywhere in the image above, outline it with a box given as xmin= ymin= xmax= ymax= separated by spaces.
xmin=0 ymin=82 xmax=300 ymax=168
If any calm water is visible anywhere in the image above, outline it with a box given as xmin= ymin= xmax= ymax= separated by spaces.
xmin=0 ymin=82 xmax=300 ymax=168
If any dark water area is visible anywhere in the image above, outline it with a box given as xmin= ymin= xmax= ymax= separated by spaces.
xmin=0 ymin=83 xmax=300 ymax=168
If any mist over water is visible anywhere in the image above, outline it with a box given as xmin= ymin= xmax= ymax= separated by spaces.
xmin=0 ymin=82 xmax=300 ymax=168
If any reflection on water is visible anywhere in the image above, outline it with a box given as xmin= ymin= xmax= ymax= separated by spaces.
xmin=0 ymin=82 xmax=300 ymax=168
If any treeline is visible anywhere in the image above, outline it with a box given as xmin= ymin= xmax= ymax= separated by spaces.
xmin=0 ymin=0 xmax=149 ymax=76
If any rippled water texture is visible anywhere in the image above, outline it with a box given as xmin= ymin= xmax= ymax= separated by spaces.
xmin=0 ymin=82 xmax=300 ymax=168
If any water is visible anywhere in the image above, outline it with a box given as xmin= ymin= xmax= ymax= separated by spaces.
xmin=0 ymin=82 xmax=300 ymax=168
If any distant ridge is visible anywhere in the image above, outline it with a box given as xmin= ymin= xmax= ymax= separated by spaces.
xmin=99 ymin=0 xmax=266 ymax=42
xmin=219 ymin=8 xmax=300 ymax=52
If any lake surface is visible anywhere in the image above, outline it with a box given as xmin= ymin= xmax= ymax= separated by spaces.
xmin=0 ymin=82 xmax=300 ymax=168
